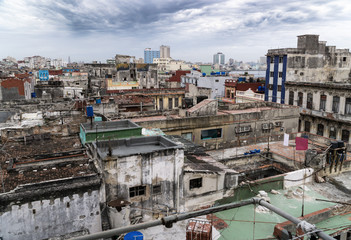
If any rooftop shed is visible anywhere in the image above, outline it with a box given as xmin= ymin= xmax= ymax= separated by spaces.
xmin=80 ymin=120 xmax=142 ymax=145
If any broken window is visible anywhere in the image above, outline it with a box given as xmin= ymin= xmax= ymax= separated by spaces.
xmin=342 ymin=130 xmax=350 ymax=142
xmin=289 ymin=91 xmax=294 ymax=105
xmin=305 ymin=121 xmax=311 ymax=132
xmin=332 ymin=96 xmax=340 ymax=113
xmin=307 ymin=93 xmax=313 ymax=109
xmin=201 ymin=128 xmax=222 ymax=140
xmin=345 ymin=98 xmax=351 ymax=115
xmin=317 ymin=124 xmax=324 ymax=136
xmin=129 ymin=186 xmax=146 ymax=198
xmin=189 ymin=178 xmax=202 ymax=189
xmin=320 ymin=95 xmax=326 ymax=111
xmin=298 ymin=92 xmax=303 ymax=107
xmin=152 ymin=185 xmax=161 ymax=195
xmin=181 ymin=132 xmax=192 ymax=141
xmin=329 ymin=127 xmax=336 ymax=139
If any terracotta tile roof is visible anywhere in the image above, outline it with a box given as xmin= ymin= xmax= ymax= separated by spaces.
xmin=166 ymin=70 xmax=190 ymax=82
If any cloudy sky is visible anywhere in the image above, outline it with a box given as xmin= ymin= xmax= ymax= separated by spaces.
xmin=1 ymin=0 xmax=351 ymax=63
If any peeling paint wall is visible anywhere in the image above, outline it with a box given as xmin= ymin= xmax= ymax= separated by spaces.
xmin=0 ymin=190 xmax=101 ymax=240
xmin=102 ymin=148 xmax=184 ymax=223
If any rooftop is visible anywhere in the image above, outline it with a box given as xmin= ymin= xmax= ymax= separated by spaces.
xmin=81 ymin=119 xmax=141 ymax=133
xmin=95 ymin=135 xmax=182 ymax=158
xmin=213 ymin=183 xmax=350 ymax=239
xmin=0 ymin=135 xmax=96 ymax=193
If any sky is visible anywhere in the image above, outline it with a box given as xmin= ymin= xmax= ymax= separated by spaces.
xmin=1 ymin=0 xmax=351 ymax=63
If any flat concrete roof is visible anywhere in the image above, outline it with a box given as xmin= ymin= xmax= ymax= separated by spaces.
xmin=81 ymin=120 xmax=141 ymax=133
xmin=95 ymin=135 xmax=182 ymax=158
xmin=214 ymin=186 xmax=337 ymax=239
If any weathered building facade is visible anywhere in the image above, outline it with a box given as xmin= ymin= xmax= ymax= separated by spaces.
xmin=265 ymin=34 xmax=351 ymax=143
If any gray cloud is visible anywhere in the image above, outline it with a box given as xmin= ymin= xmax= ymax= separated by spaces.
xmin=0 ymin=0 xmax=351 ymax=62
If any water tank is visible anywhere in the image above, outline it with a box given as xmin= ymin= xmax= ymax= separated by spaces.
xmin=202 ymin=73 xmax=206 ymax=76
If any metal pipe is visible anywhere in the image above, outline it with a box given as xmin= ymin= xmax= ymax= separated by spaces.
xmin=71 ymin=198 xmax=336 ymax=240
xmin=71 ymin=198 xmax=255 ymax=240
xmin=254 ymin=198 xmax=336 ymax=240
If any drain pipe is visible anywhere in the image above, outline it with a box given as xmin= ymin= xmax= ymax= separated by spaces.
xmin=253 ymin=197 xmax=335 ymax=240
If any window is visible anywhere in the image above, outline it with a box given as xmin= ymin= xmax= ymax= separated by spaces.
xmin=159 ymin=98 xmax=163 ymax=110
xmin=201 ymin=128 xmax=222 ymax=140
xmin=289 ymin=91 xmax=294 ymax=105
xmin=270 ymin=57 xmax=274 ymax=63
xmin=300 ymin=72 xmax=304 ymax=76
xmin=345 ymin=98 xmax=351 ymax=115
xmin=332 ymin=96 xmax=340 ymax=113
xmin=181 ymin=132 xmax=192 ymax=141
xmin=189 ymin=178 xmax=202 ymax=189
xmin=174 ymin=97 xmax=179 ymax=107
xmin=342 ymin=130 xmax=350 ymax=142
xmin=278 ymin=72 xmax=283 ymax=78
xmin=343 ymin=57 xmax=347 ymax=62
xmin=320 ymin=95 xmax=326 ymax=111
xmin=305 ymin=121 xmax=311 ymax=132
xmin=226 ymin=90 xmax=231 ymax=98
xmin=298 ymin=92 xmax=303 ymax=107
xmin=279 ymin=57 xmax=283 ymax=63
xmin=270 ymin=72 xmax=274 ymax=77
xmin=236 ymin=126 xmax=251 ymax=133
xmin=169 ymin=98 xmax=173 ymax=110
xmin=329 ymin=127 xmax=336 ymax=139
xmin=215 ymin=79 xmax=219 ymax=82
xmin=152 ymin=185 xmax=161 ymax=195
xmin=129 ymin=186 xmax=146 ymax=198
xmin=307 ymin=93 xmax=313 ymax=109
xmin=317 ymin=124 xmax=324 ymax=136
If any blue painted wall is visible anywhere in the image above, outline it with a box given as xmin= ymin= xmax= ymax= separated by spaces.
xmin=280 ymin=55 xmax=287 ymax=104
xmin=264 ymin=56 xmax=271 ymax=101
xmin=272 ymin=56 xmax=279 ymax=102
xmin=39 ymin=70 xmax=49 ymax=81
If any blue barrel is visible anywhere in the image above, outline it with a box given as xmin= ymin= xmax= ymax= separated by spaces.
xmin=86 ymin=106 xmax=94 ymax=117
xmin=96 ymin=98 xmax=101 ymax=104
xmin=202 ymin=73 xmax=206 ymax=76
xmin=124 ymin=231 xmax=143 ymax=240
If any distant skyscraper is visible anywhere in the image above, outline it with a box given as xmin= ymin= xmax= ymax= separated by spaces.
xmin=160 ymin=45 xmax=170 ymax=58
xmin=144 ymin=48 xmax=160 ymax=63
xmin=213 ymin=52 xmax=225 ymax=65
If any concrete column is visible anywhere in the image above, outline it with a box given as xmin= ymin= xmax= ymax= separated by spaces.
xmin=326 ymin=93 xmax=333 ymax=113
xmin=294 ymin=90 xmax=299 ymax=106
xmin=302 ymin=92 xmax=307 ymax=108
xmin=313 ymin=91 xmax=320 ymax=111
xmin=340 ymin=96 xmax=346 ymax=115
xmin=336 ymin=127 xmax=342 ymax=140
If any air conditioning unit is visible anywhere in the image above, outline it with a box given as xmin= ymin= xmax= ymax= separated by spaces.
xmin=262 ymin=123 xmax=269 ymax=130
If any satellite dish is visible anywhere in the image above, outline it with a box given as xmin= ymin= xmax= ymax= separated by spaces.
xmin=124 ymin=231 xmax=143 ymax=240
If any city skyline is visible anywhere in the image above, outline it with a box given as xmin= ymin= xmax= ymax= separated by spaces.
xmin=0 ymin=0 xmax=351 ymax=63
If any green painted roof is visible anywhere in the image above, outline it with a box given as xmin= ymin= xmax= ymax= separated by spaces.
xmin=214 ymin=187 xmax=336 ymax=240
